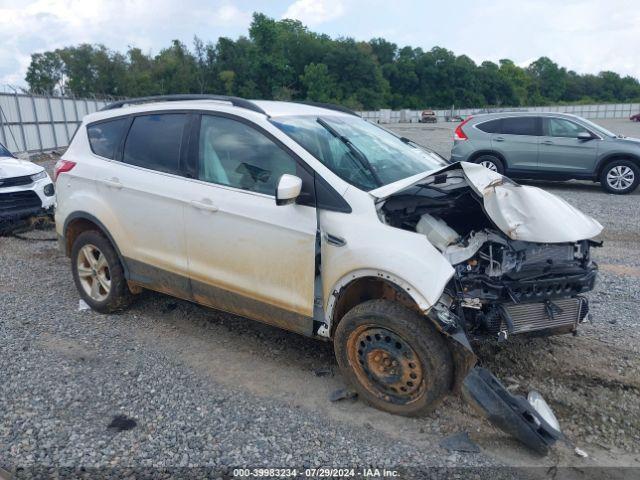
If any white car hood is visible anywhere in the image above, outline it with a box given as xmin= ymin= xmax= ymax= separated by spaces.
xmin=372 ymin=161 xmax=603 ymax=243
xmin=0 ymin=156 xmax=44 ymax=178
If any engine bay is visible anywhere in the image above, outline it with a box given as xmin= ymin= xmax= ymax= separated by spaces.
xmin=380 ymin=171 xmax=597 ymax=339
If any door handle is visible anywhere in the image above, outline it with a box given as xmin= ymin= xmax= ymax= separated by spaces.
xmin=190 ymin=199 xmax=219 ymax=212
xmin=541 ymin=140 xmax=554 ymax=145
xmin=494 ymin=136 xmax=505 ymax=142
xmin=103 ymin=178 xmax=122 ymax=189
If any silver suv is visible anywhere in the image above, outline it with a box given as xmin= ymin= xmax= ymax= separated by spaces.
xmin=451 ymin=112 xmax=640 ymax=194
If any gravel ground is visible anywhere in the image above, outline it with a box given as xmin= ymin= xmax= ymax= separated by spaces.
xmin=1 ymin=118 xmax=639 ymax=478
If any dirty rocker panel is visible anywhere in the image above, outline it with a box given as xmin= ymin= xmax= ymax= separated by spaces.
xmin=125 ymin=257 xmax=315 ymax=337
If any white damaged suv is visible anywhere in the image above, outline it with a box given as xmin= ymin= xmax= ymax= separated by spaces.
xmin=55 ymin=96 xmax=602 ymax=453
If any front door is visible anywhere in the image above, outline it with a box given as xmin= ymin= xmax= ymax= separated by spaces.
xmin=183 ymin=114 xmax=317 ymax=335
xmin=539 ymin=117 xmax=599 ymax=174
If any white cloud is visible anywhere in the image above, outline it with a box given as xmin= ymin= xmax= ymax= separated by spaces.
xmin=0 ymin=0 xmax=253 ymax=86
xmin=282 ymin=0 xmax=346 ymax=26
xmin=213 ymin=4 xmax=252 ymax=24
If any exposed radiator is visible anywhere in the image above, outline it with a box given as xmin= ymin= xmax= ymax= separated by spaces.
xmin=499 ymin=297 xmax=583 ymax=335
xmin=522 ymin=244 xmax=574 ymax=266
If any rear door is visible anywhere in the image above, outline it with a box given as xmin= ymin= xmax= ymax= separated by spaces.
xmin=490 ymin=116 xmax=542 ymax=172
xmin=183 ymin=113 xmax=318 ymax=335
xmin=91 ymin=112 xmax=192 ymax=298
xmin=539 ymin=117 xmax=599 ymax=174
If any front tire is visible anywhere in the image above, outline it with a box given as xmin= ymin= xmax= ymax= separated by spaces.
xmin=71 ymin=230 xmax=133 ymax=313
xmin=600 ymin=159 xmax=639 ymax=194
xmin=474 ymin=154 xmax=504 ymax=174
xmin=334 ymin=300 xmax=453 ymax=416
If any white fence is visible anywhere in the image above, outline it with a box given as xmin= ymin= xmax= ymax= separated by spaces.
xmin=2 ymin=93 xmax=639 ymax=152
xmin=358 ymin=103 xmax=640 ymax=123
xmin=0 ymin=92 xmax=110 ymax=153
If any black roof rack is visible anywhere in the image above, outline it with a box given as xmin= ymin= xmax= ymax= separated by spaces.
xmin=100 ymin=94 xmax=267 ymax=115
xmin=298 ymin=101 xmax=359 ymax=117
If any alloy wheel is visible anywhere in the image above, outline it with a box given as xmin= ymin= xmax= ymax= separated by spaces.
xmin=606 ymin=165 xmax=635 ymax=191
xmin=76 ymin=244 xmax=111 ymax=301
xmin=480 ymin=160 xmax=498 ymax=171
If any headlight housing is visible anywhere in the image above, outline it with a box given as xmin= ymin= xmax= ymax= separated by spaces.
xmin=31 ymin=170 xmax=48 ymax=182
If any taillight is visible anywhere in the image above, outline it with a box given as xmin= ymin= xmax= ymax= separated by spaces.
xmin=54 ymin=159 xmax=76 ymax=181
xmin=454 ymin=116 xmax=473 ymax=141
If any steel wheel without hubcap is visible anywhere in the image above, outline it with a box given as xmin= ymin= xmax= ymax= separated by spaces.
xmin=76 ymin=244 xmax=111 ymax=302
xmin=480 ymin=160 xmax=498 ymax=171
xmin=606 ymin=165 xmax=635 ymax=191
xmin=347 ymin=325 xmax=425 ymax=405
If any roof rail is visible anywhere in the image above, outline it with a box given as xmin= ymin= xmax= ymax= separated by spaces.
xmin=100 ymin=94 xmax=267 ymax=115
xmin=298 ymin=101 xmax=360 ymax=117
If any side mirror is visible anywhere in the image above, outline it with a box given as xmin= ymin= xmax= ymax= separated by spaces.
xmin=276 ymin=174 xmax=302 ymax=206
xmin=577 ymin=132 xmax=593 ymax=140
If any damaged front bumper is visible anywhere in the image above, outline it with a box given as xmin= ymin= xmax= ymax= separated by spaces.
xmin=428 ymin=301 xmax=564 ymax=455
xmin=461 ymin=367 xmax=563 ymax=455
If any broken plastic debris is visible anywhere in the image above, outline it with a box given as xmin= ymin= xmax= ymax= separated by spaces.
xmin=439 ymin=432 xmax=480 ymax=453
xmin=329 ymin=388 xmax=357 ymax=402
xmin=574 ymin=447 xmax=589 ymax=458
xmin=313 ymin=366 xmax=333 ymax=377
xmin=528 ymin=390 xmax=561 ymax=432
xmin=107 ymin=414 xmax=137 ymax=432
xmin=78 ymin=299 xmax=90 ymax=311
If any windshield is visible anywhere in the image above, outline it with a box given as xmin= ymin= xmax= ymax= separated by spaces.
xmin=0 ymin=142 xmax=13 ymax=157
xmin=271 ymin=115 xmax=447 ymax=190
xmin=580 ymin=118 xmax=617 ymax=138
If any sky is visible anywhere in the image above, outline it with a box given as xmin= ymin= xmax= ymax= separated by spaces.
xmin=1 ymin=0 xmax=639 ymax=86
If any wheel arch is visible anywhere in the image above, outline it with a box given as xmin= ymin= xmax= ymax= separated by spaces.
xmin=596 ymin=153 xmax=640 ymax=178
xmin=325 ymin=270 xmax=434 ymax=339
xmin=63 ymin=212 xmax=129 ymax=278
xmin=468 ymin=149 xmax=507 ymax=167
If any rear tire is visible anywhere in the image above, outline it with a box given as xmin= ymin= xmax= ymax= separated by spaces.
xmin=474 ymin=154 xmax=504 ymax=174
xmin=600 ymin=159 xmax=639 ymax=194
xmin=334 ymin=300 xmax=453 ymax=416
xmin=71 ymin=230 xmax=133 ymax=313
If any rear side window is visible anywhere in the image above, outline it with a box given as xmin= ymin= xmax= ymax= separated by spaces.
xmin=87 ymin=118 xmax=128 ymax=160
xmin=501 ymin=117 xmax=539 ymax=136
xmin=123 ymin=114 xmax=187 ymax=174
xmin=476 ymin=119 xmax=502 ymax=134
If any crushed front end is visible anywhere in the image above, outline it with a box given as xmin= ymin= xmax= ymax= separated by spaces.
xmin=378 ymin=162 xmax=602 ymax=342
xmin=447 ymin=233 xmax=597 ymax=340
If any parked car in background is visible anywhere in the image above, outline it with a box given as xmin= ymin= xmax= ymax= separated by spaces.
xmin=419 ymin=110 xmax=437 ymax=123
xmin=631 ymin=113 xmax=640 ymax=122
xmin=451 ymin=112 xmax=640 ymax=194
xmin=54 ymin=95 xmax=603 ymax=454
xmin=0 ymin=142 xmax=55 ymax=232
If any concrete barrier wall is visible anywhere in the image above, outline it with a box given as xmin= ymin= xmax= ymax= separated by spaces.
xmin=2 ymin=92 xmax=639 ymax=152
xmin=0 ymin=92 xmax=110 ymax=153
xmin=358 ymin=103 xmax=640 ymax=123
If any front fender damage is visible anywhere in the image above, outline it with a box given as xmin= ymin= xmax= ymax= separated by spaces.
xmin=427 ymin=301 xmax=563 ymax=455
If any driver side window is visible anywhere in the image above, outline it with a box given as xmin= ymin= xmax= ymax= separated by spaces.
xmin=198 ymin=115 xmax=297 ymax=195
xmin=547 ymin=118 xmax=590 ymax=138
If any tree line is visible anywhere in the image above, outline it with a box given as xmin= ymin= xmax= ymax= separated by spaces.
xmin=24 ymin=13 xmax=640 ymax=110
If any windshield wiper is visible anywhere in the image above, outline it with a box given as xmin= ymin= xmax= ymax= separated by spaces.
xmin=316 ymin=117 xmax=383 ymax=187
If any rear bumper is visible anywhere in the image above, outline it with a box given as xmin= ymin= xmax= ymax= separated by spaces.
xmin=450 ymin=142 xmax=473 ymax=162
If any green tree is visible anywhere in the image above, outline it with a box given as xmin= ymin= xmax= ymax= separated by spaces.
xmin=300 ymin=63 xmax=335 ymax=102
xmin=25 ymin=51 xmax=65 ymax=94
xmin=23 ymin=11 xmax=640 ymax=108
